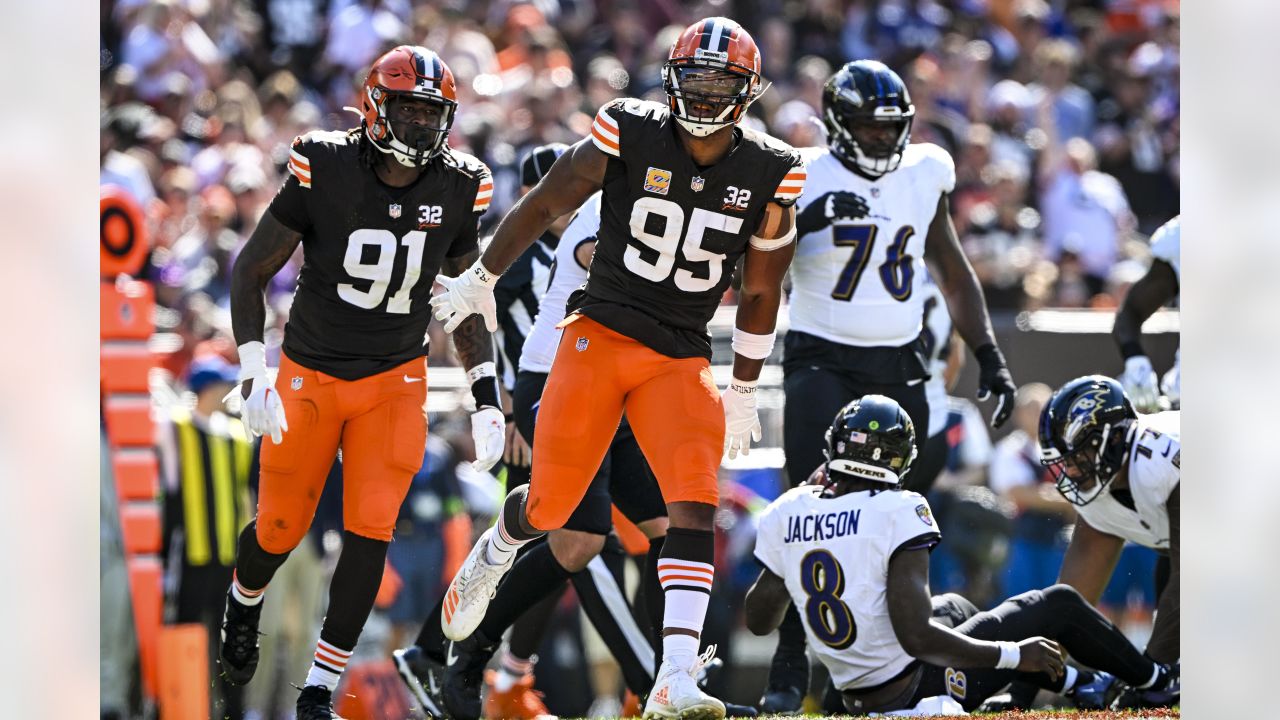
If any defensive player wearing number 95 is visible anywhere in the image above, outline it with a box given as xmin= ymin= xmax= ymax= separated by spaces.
xmin=744 ymin=396 xmax=1179 ymax=715
xmin=430 ymin=16 xmax=804 ymax=720
xmin=216 ymin=46 xmax=505 ymax=720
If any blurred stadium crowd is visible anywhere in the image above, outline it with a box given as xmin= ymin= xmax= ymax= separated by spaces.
xmin=99 ymin=0 xmax=1179 ymax=717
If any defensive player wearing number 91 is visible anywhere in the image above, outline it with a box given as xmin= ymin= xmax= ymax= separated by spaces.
xmin=217 ymin=46 xmax=505 ymax=720
xmin=763 ymin=60 xmax=1018 ymax=711
xmin=430 ymin=16 xmax=804 ymax=720
xmin=744 ymin=396 xmax=1179 ymax=716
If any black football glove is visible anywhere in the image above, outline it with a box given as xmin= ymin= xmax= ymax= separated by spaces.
xmin=974 ymin=343 xmax=1016 ymax=429
xmin=796 ymin=191 xmax=871 ymax=236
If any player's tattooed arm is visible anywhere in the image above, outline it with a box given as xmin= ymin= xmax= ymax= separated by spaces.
xmin=1056 ymin=517 xmax=1125 ymax=605
xmin=744 ymin=568 xmax=791 ymax=635
xmin=1146 ymin=486 xmax=1179 ymax=663
xmin=1112 ymin=259 xmax=1178 ymax=358
xmin=230 ymin=211 xmax=302 ymax=344
xmin=481 ymin=137 xmax=607 ymax=275
xmin=732 ymin=202 xmax=798 ymax=381
xmin=924 ymin=193 xmax=998 ymax=353
xmin=445 ymin=248 xmax=497 ymax=370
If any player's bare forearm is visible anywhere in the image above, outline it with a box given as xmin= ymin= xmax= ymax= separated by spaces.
xmin=887 ymin=548 xmax=1001 ymax=667
xmin=481 ymin=138 xmax=606 ymax=275
xmin=1146 ymin=486 xmax=1180 ymax=663
xmin=732 ymin=204 xmax=797 ymax=380
xmin=1113 ymin=261 xmax=1178 ymax=357
xmin=1057 ymin=518 xmax=1125 ymax=605
xmin=744 ymin=569 xmax=791 ymax=635
xmin=924 ymin=194 xmax=997 ymax=353
xmin=230 ymin=211 xmax=302 ymax=344
xmin=446 ymin=250 xmax=496 ymax=369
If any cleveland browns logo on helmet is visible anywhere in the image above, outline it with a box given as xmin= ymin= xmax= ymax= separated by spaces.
xmin=358 ymin=45 xmax=458 ymax=167
xmin=663 ymin=17 xmax=766 ymax=138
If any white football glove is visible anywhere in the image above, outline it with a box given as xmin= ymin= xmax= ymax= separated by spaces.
xmin=722 ymin=379 xmax=762 ymax=460
xmin=230 ymin=341 xmax=289 ymax=444
xmin=1121 ymin=355 xmax=1161 ymax=412
xmin=470 ymin=407 xmax=506 ymax=473
xmin=430 ymin=260 xmax=500 ymax=333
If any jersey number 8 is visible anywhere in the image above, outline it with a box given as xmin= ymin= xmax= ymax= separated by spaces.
xmin=799 ymin=549 xmax=857 ymax=650
xmin=831 ymin=224 xmax=915 ymax=302
xmin=625 ymin=197 xmax=740 ymax=292
xmin=338 ymin=229 xmax=426 ymax=314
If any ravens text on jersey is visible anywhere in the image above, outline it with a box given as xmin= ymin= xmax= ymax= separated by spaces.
xmin=269 ymin=129 xmax=492 ymax=380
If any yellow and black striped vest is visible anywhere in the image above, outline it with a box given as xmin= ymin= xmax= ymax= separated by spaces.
xmin=170 ymin=408 xmax=253 ymax=566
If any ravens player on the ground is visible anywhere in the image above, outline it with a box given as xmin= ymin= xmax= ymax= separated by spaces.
xmin=762 ymin=60 xmax=1017 ymax=712
xmin=216 ymin=46 xmax=505 ymax=720
xmin=430 ymin=16 xmax=806 ymax=719
xmin=745 ymin=396 xmax=1178 ymax=715
xmin=1040 ymin=375 xmax=1181 ymax=707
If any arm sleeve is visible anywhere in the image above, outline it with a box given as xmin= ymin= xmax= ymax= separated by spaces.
xmin=752 ymin=505 xmax=786 ymax=577
xmin=267 ymin=140 xmax=313 ymax=233
xmin=772 ymin=156 xmax=806 ymax=206
xmin=591 ymin=103 xmax=621 ymax=158
xmin=888 ymin=494 xmax=942 ymax=560
xmin=471 ymin=161 xmax=494 ymax=215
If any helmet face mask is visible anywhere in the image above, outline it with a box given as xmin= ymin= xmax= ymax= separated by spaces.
xmin=380 ymin=94 xmax=454 ymax=167
xmin=824 ymin=395 xmax=918 ymax=489
xmin=823 ymin=60 xmax=916 ymax=178
xmin=1039 ymin=376 xmax=1137 ymax=506
xmin=663 ymin=18 xmax=764 ymax=138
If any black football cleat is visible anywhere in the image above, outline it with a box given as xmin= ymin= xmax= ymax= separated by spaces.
xmin=1112 ymin=662 xmax=1180 ymax=709
xmin=757 ymin=682 xmax=805 ymax=714
xmin=393 ymin=645 xmax=447 ymax=717
xmin=296 ymin=684 xmax=344 ymax=720
xmin=218 ymin=591 xmax=263 ymax=686
xmin=441 ymin=633 xmax=499 ymax=720
xmin=723 ymin=701 xmax=760 ymax=718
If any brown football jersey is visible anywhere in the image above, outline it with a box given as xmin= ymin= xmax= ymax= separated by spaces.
xmin=574 ymin=99 xmax=806 ymax=359
xmin=267 ymin=129 xmax=492 ymax=379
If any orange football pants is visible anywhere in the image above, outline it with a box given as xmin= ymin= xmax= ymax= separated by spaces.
xmin=255 ymin=352 xmax=428 ymax=553
xmin=526 ymin=315 xmax=723 ymax=531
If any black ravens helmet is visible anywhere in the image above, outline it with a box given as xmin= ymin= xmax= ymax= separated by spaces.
xmin=1039 ymin=375 xmax=1137 ymax=506
xmin=822 ymin=60 xmax=915 ymax=178
xmin=825 ymin=395 xmax=917 ymax=488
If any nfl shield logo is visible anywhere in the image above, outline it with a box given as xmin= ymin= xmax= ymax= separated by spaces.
xmin=291 ymin=376 xmax=303 ymax=390
xmin=691 ymin=176 xmax=706 ymax=192
xmin=389 ymin=203 xmax=402 ymax=218
xmin=576 ymin=337 xmax=589 ymax=352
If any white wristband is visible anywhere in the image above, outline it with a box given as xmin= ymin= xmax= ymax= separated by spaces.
xmin=995 ymin=641 xmax=1021 ymax=670
xmin=236 ymin=341 xmax=269 ymax=383
xmin=470 ymin=259 xmax=501 ymax=288
xmin=466 ymin=361 xmax=498 ymax=383
xmin=731 ymin=327 xmax=776 ymax=360
xmin=729 ymin=377 xmax=758 ymax=394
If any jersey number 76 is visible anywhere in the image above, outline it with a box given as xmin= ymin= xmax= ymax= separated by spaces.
xmin=799 ymin=549 xmax=857 ymax=650
xmin=831 ymin=224 xmax=915 ymax=302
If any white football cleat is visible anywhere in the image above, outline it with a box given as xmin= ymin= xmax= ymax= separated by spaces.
xmin=441 ymin=528 xmax=515 ymax=641
xmin=643 ymin=646 xmax=726 ymax=720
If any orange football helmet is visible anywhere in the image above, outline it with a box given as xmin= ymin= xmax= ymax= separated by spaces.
xmin=663 ymin=17 xmax=765 ymax=137
xmin=360 ymin=45 xmax=458 ymax=167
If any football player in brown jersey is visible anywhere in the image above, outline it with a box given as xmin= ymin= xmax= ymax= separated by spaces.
xmin=431 ymin=17 xmax=804 ymax=720
xmin=216 ymin=46 xmax=505 ymax=720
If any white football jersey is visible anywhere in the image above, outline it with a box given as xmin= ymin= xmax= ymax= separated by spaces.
xmin=1149 ymin=215 xmax=1180 ymax=283
xmin=919 ymin=273 xmax=953 ymax=438
xmin=788 ymin=144 xmax=956 ymax=347
xmin=519 ymin=193 xmax=603 ymax=373
xmin=1076 ymin=411 xmax=1180 ymax=550
xmin=754 ymin=485 xmax=942 ymax=691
